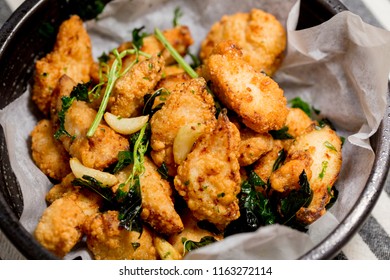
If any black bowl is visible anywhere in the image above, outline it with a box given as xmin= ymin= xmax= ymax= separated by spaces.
xmin=0 ymin=0 xmax=389 ymax=260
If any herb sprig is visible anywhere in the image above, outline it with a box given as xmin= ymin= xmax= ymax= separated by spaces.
xmin=86 ymin=48 xmax=151 ymax=137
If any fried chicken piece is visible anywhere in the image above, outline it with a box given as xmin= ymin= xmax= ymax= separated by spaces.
xmin=290 ymin=124 xmax=342 ymax=225
xmin=284 ymin=108 xmax=314 ymax=138
xmin=34 ymin=194 xmax=86 ymax=258
xmin=253 ymin=140 xmax=284 ymax=183
xmin=200 ymin=9 xmax=286 ymax=76
xmin=31 ymin=119 xmax=71 ymax=180
xmin=50 ymin=76 xmax=129 ymax=170
xmin=270 ymin=124 xmax=342 ymax=224
xmin=83 ymin=211 xmax=157 ymax=260
xmin=114 ymin=157 xmax=183 ymax=235
xmin=66 ymin=102 xmax=129 ymax=170
xmin=48 ymin=174 xmax=103 ymax=216
xmin=32 ymin=15 xmax=93 ymax=115
xmin=204 ymin=40 xmax=289 ymax=133
xmin=238 ymin=127 xmax=274 ymax=166
xmin=168 ymin=209 xmax=223 ymax=257
xmin=108 ymin=55 xmax=165 ymax=118
xmin=150 ymin=77 xmax=216 ymax=176
xmin=174 ymin=111 xmax=241 ymax=230
xmin=35 ymin=176 xmax=103 ymax=258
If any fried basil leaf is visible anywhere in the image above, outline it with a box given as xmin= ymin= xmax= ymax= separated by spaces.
xmin=182 ymin=236 xmax=217 ymax=253
xmin=269 ymin=126 xmax=294 ymax=140
xmin=279 ymin=170 xmax=313 ymax=224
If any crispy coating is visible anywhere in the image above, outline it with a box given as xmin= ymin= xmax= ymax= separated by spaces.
xmin=253 ymin=140 xmax=284 ymax=183
xmin=200 ymin=9 xmax=286 ymax=76
xmin=35 ymin=180 xmax=102 ymax=258
xmin=168 ymin=209 xmax=222 ymax=256
xmin=285 ymin=108 xmax=314 ymax=138
xmin=140 ymin=157 xmax=184 ymax=234
xmin=155 ymin=72 xmax=192 ymax=93
xmin=83 ymin=211 xmax=157 ymax=260
xmin=45 ymin=173 xmax=77 ymax=204
xmin=150 ymin=77 xmax=216 ymax=176
xmin=32 ymin=15 xmax=93 ymax=115
xmin=30 ymin=119 xmax=71 ymax=180
xmin=204 ymin=40 xmax=289 ymax=133
xmin=54 ymin=92 xmax=129 ymax=170
xmin=289 ymin=124 xmax=342 ymax=224
xmin=174 ymin=112 xmax=241 ymax=230
xmin=108 ymin=55 xmax=165 ymax=118
xmin=238 ymin=127 xmax=274 ymax=166
xmin=114 ymin=157 xmax=183 ymax=235
xmin=34 ymin=194 xmax=86 ymax=257
xmin=162 ymin=64 xmax=186 ymax=77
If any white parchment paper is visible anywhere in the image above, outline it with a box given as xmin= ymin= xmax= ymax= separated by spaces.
xmin=1 ymin=0 xmax=390 ymax=259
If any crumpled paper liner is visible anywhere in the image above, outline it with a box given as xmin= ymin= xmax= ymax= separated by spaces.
xmin=1 ymin=0 xmax=390 ymax=259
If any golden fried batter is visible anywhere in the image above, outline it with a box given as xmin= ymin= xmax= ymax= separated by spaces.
xmin=280 ymin=124 xmax=342 ymax=225
xmin=238 ymin=127 xmax=274 ymax=166
xmin=83 ymin=211 xmax=157 ymax=260
xmin=174 ymin=112 xmax=241 ymax=230
xmin=168 ymin=209 xmax=223 ymax=257
xmin=204 ymin=40 xmax=289 ymax=133
xmin=150 ymin=77 xmax=216 ymax=176
xmin=45 ymin=173 xmax=77 ymax=204
xmin=155 ymin=72 xmax=192 ymax=93
xmin=34 ymin=194 xmax=86 ymax=257
xmin=200 ymin=9 xmax=286 ymax=76
xmin=108 ymin=55 xmax=165 ymax=118
xmin=31 ymin=119 xmax=71 ymax=180
xmin=253 ymin=140 xmax=284 ymax=183
xmin=285 ymin=108 xmax=314 ymax=138
xmin=114 ymin=157 xmax=183 ymax=235
xmin=32 ymin=15 xmax=93 ymax=115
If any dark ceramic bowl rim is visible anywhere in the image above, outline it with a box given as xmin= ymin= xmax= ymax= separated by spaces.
xmin=0 ymin=0 xmax=389 ymax=260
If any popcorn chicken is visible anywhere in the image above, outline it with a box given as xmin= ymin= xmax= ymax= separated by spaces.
xmin=291 ymin=124 xmax=342 ymax=225
xmin=34 ymin=194 xmax=86 ymax=257
xmin=108 ymin=55 xmax=165 ymax=118
xmin=174 ymin=111 xmax=241 ymax=230
xmin=32 ymin=15 xmax=93 ymax=115
xmin=30 ymin=119 xmax=71 ymax=180
xmin=113 ymin=157 xmax=184 ymax=235
xmin=83 ymin=211 xmax=157 ymax=260
xmin=204 ymin=40 xmax=289 ymax=133
xmin=200 ymin=9 xmax=286 ymax=76
xmin=150 ymin=77 xmax=216 ymax=176
xmin=238 ymin=128 xmax=274 ymax=166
